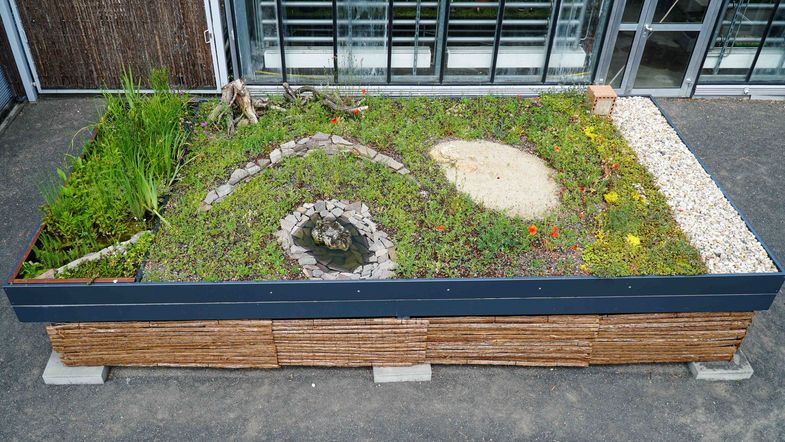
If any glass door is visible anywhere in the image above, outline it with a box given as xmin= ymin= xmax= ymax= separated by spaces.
xmin=597 ymin=0 xmax=724 ymax=96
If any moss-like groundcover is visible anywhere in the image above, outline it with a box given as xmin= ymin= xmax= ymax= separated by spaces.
xmin=20 ymin=86 xmax=706 ymax=281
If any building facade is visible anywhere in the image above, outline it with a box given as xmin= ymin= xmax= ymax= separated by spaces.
xmin=228 ymin=0 xmax=785 ymax=97
xmin=2 ymin=0 xmax=784 ymax=99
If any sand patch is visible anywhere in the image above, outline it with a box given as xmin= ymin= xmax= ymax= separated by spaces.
xmin=430 ymin=140 xmax=560 ymax=219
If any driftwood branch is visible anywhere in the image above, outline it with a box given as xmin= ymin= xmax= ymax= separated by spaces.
xmin=209 ymin=79 xmax=262 ymax=134
xmin=282 ymin=82 xmax=367 ymax=116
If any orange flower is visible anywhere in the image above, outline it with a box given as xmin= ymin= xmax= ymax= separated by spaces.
xmin=435 ymin=224 xmax=445 ymax=232
xmin=554 ymin=146 xmax=561 ymax=152
xmin=612 ymin=163 xmax=619 ymax=170
xmin=578 ymin=185 xmax=585 ymax=193
xmin=330 ymin=117 xmax=338 ymax=124
xmin=353 ymin=108 xmax=360 ymax=115
xmin=578 ymin=210 xmax=585 ymax=220
xmin=570 ymin=244 xmax=578 ymax=251
xmin=550 ymin=226 xmax=559 ymax=238
xmin=528 ymin=225 xmax=537 ymax=235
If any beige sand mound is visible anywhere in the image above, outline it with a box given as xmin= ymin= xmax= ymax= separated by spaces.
xmin=430 ymin=140 xmax=560 ymax=219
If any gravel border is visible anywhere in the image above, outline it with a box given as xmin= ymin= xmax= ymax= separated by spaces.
xmin=611 ymin=97 xmax=777 ymax=274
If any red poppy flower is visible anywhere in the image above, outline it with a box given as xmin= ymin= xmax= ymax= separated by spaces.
xmin=550 ymin=226 xmax=559 ymax=238
xmin=554 ymin=146 xmax=561 ymax=152
xmin=570 ymin=244 xmax=578 ymax=251
xmin=436 ymin=225 xmax=445 ymax=232
xmin=353 ymin=108 xmax=360 ymax=115
xmin=330 ymin=117 xmax=338 ymax=124
xmin=528 ymin=225 xmax=537 ymax=235
xmin=612 ymin=163 xmax=619 ymax=170
xmin=361 ymin=89 xmax=367 ymax=95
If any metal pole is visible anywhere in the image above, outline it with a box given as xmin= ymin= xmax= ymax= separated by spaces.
xmin=541 ymin=0 xmax=563 ymax=83
xmin=387 ymin=0 xmax=394 ymax=83
xmin=438 ymin=0 xmax=451 ymax=83
xmin=746 ymin=0 xmax=781 ymax=83
xmin=489 ymin=0 xmax=506 ymax=83
xmin=275 ymin=0 xmax=288 ymax=83
xmin=333 ymin=0 xmax=339 ymax=82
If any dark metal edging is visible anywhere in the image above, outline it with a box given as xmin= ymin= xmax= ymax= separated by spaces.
xmin=4 ymin=96 xmax=784 ymax=323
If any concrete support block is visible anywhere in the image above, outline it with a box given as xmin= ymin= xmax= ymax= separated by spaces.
xmin=42 ymin=351 xmax=108 ymax=385
xmin=373 ymin=363 xmax=431 ymax=383
xmin=689 ymin=350 xmax=753 ymax=381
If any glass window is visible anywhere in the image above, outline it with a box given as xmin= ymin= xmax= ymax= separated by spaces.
xmin=442 ymin=1 xmax=499 ymax=82
xmin=546 ymin=0 xmax=612 ymax=83
xmin=652 ymin=0 xmax=709 ymax=23
xmin=750 ymin=3 xmax=785 ymax=81
xmin=622 ymin=0 xmax=645 ymax=23
xmin=336 ymin=0 xmax=389 ymax=83
xmin=391 ymin=0 xmax=442 ymax=83
xmin=233 ymin=0 xmax=284 ymax=83
xmin=280 ymin=0 xmax=336 ymax=84
xmin=700 ymin=0 xmax=779 ymax=83
xmin=494 ymin=0 xmax=552 ymax=83
xmin=634 ymin=31 xmax=699 ymax=88
xmin=606 ymin=31 xmax=635 ymax=87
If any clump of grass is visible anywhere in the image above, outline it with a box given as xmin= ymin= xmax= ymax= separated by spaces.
xmin=19 ymin=68 xmax=189 ymax=278
xmin=144 ymin=92 xmax=704 ymax=281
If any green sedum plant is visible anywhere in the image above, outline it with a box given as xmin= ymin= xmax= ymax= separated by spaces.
xmin=144 ymin=92 xmax=705 ymax=281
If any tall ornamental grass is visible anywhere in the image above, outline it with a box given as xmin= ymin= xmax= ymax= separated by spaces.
xmin=23 ymin=68 xmax=188 ymax=276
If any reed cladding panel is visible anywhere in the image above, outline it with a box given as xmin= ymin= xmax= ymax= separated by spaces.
xmin=426 ymin=316 xmax=601 ymax=367
xmin=589 ymin=312 xmax=754 ymax=364
xmin=15 ymin=0 xmax=216 ymax=89
xmin=272 ymin=318 xmax=429 ymax=367
xmin=47 ymin=320 xmax=279 ymax=368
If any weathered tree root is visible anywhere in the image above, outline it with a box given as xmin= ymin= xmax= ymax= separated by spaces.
xmin=282 ymin=82 xmax=367 ymax=116
xmin=209 ymin=79 xmax=288 ymax=134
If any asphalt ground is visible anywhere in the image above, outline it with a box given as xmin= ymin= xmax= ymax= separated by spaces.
xmin=0 ymin=96 xmax=783 ymax=441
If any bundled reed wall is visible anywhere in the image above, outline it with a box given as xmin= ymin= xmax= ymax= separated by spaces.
xmin=47 ymin=320 xmax=279 ymax=368
xmin=15 ymin=0 xmax=216 ymax=89
xmin=47 ymin=313 xmax=754 ymax=368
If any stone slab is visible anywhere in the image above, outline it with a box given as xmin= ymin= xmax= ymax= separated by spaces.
xmin=43 ymin=351 xmax=108 ymax=385
xmin=688 ymin=350 xmax=753 ymax=381
xmin=373 ymin=363 xmax=431 ymax=383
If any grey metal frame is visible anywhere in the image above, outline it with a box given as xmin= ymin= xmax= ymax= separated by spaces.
xmin=596 ymin=0 xmax=724 ymax=96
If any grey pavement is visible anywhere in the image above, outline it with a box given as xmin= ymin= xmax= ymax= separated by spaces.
xmin=0 ymin=97 xmax=783 ymax=441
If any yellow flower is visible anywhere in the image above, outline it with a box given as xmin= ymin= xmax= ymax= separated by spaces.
xmin=626 ymin=234 xmax=641 ymax=247
xmin=604 ymin=191 xmax=619 ymax=204
xmin=583 ymin=126 xmax=599 ymax=141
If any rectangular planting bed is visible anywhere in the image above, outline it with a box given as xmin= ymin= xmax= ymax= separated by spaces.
xmin=4 ymin=78 xmax=783 ymax=368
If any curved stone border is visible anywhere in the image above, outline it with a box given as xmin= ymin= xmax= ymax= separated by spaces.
xmin=276 ymin=199 xmax=396 ymax=280
xmin=611 ymin=97 xmax=776 ymax=274
xmin=35 ymin=230 xmax=152 ymax=279
xmin=200 ymin=132 xmax=410 ymax=211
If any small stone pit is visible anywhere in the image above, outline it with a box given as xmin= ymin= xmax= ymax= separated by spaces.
xmin=277 ymin=200 xmax=396 ymax=280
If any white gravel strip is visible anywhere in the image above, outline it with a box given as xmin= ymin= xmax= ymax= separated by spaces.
xmin=611 ymin=97 xmax=777 ymax=274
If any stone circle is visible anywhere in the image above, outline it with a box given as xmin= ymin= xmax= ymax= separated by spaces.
xmin=276 ymin=199 xmax=396 ymax=280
